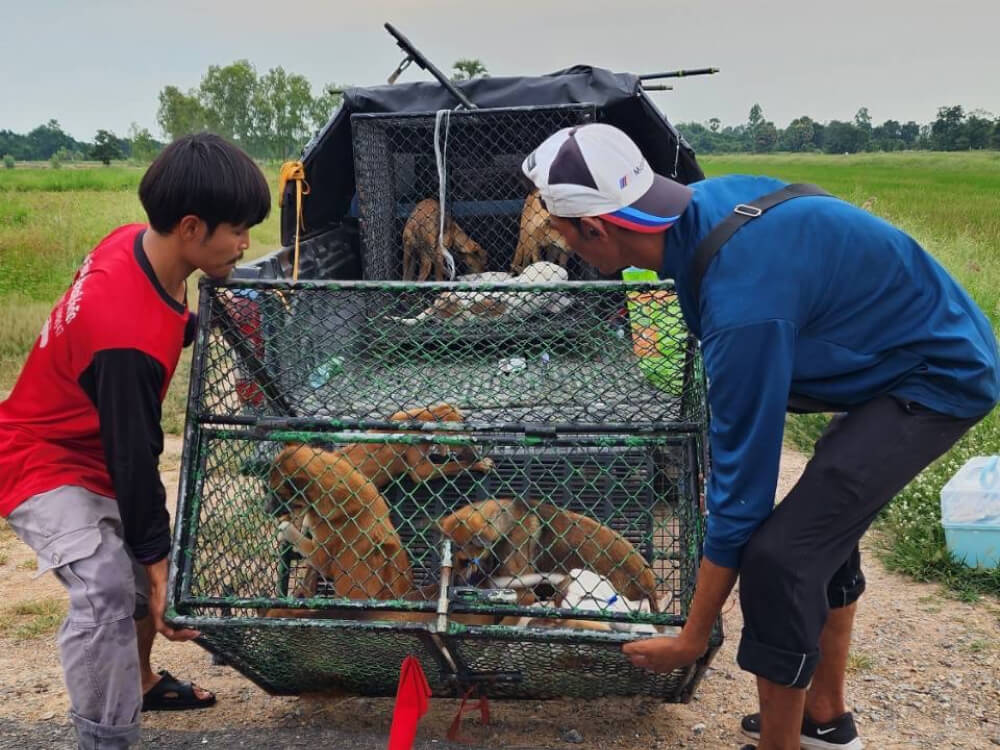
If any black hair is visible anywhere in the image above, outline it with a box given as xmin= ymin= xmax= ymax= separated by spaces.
xmin=138 ymin=133 xmax=270 ymax=235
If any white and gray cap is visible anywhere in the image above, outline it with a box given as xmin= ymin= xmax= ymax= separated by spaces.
xmin=522 ymin=123 xmax=692 ymax=233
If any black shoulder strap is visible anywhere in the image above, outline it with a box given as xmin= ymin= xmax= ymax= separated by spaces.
xmin=689 ymin=183 xmax=832 ymax=308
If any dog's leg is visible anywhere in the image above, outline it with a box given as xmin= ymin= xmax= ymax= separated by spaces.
xmin=406 ymin=456 xmax=495 ymax=484
xmin=418 ymin=252 xmax=433 ymax=282
xmin=402 ymin=238 xmax=415 ymax=281
xmin=433 ymin=246 xmax=447 ymax=281
xmin=278 ymin=521 xmax=332 ymax=579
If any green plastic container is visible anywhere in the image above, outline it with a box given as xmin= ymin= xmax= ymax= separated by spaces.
xmin=621 ymin=267 xmax=685 ymax=394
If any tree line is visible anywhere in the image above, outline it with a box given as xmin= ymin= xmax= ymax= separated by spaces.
xmin=4 ymin=61 xmax=998 ymax=166
xmin=1 ymin=58 xmax=494 ymax=166
xmin=677 ymin=104 xmax=1000 ymax=154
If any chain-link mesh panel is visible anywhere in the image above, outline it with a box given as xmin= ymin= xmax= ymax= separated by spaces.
xmin=167 ymin=617 xmax=719 ymax=701
xmin=173 ymin=429 xmax=701 ymax=626
xmin=351 ymin=105 xmax=597 ymax=282
xmin=197 ymin=280 xmax=705 ymax=429
xmin=440 ymin=629 xmax=715 ymax=700
xmin=170 ymin=619 xmax=447 ymax=696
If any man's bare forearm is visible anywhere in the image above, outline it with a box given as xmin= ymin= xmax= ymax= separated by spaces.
xmin=683 ymin=557 xmax=739 ymax=648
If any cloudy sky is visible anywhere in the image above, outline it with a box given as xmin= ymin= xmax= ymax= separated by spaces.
xmin=3 ymin=0 xmax=998 ymax=141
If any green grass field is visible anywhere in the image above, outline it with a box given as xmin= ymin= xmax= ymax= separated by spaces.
xmin=0 ymin=163 xmax=282 ymax=432
xmin=0 ymin=153 xmax=997 ymax=596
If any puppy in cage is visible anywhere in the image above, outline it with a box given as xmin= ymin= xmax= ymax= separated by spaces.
xmin=401 ymin=198 xmax=487 ymax=281
xmin=265 ymin=403 xmax=493 ymax=605
xmin=434 ymin=498 xmax=663 ymax=622
xmin=391 ymin=260 xmax=571 ymax=326
xmin=510 ymin=188 xmax=572 ymax=274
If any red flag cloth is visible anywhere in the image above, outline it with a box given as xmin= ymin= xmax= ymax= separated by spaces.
xmin=387 ymin=655 xmax=432 ymax=750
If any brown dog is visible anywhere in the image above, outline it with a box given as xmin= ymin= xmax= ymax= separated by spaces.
xmin=401 ymin=198 xmax=487 ymax=281
xmin=265 ymin=404 xmax=492 ymax=614
xmin=435 ymin=498 xmax=660 ymax=613
xmin=510 ymin=190 xmax=571 ymax=274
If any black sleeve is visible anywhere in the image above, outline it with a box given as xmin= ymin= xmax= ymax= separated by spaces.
xmin=184 ymin=313 xmax=198 ymax=348
xmin=78 ymin=349 xmax=171 ymax=565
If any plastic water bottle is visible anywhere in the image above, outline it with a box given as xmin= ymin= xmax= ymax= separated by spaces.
xmin=308 ymin=355 xmax=345 ymax=389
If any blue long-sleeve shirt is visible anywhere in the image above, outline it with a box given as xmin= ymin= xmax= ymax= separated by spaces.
xmin=660 ymin=175 xmax=999 ymax=569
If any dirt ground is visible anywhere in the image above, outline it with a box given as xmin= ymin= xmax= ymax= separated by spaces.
xmin=1 ymin=439 xmax=998 ymax=749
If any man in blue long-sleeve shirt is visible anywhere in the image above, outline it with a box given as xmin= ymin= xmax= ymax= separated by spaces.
xmin=522 ymin=123 xmax=998 ymax=750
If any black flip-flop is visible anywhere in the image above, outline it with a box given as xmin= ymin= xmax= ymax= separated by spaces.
xmin=141 ymin=669 xmax=217 ymax=712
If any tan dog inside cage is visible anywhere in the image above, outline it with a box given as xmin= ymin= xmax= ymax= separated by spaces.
xmin=401 ymin=199 xmax=487 ymax=281
xmin=263 ymin=403 xmax=492 ymax=616
xmin=264 ymin=404 xmax=667 ymax=634
xmin=510 ymin=189 xmax=572 ymax=274
xmin=434 ymin=498 xmax=666 ymax=632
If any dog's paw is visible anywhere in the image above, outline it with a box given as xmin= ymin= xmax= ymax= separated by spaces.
xmin=472 ymin=457 xmax=495 ymax=474
xmin=278 ymin=520 xmax=300 ymax=546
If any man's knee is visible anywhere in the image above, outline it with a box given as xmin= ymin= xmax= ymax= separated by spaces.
xmin=827 ymin=567 xmax=866 ymax=609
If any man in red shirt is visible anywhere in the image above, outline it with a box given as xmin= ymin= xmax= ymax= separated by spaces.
xmin=0 ymin=133 xmax=270 ymax=749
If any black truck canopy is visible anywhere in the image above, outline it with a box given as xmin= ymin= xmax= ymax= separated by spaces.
xmin=279 ymin=65 xmax=703 ymax=247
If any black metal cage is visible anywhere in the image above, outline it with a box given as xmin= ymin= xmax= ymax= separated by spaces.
xmin=351 ymin=105 xmax=599 ymax=281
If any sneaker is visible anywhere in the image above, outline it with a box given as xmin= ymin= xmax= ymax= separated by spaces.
xmin=740 ymin=711 xmax=863 ymax=749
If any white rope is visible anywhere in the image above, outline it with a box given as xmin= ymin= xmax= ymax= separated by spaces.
xmin=433 ymin=109 xmax=456 ymax=280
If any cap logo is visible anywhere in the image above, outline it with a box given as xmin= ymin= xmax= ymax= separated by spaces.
xmin=619 ymin=175 xmax=628 ymax=189
xmin=633 ymin=160 xmax=645 ymax=176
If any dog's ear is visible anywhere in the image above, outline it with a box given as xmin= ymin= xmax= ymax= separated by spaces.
xmin=388 ymin=407 xmax=420 ymax=423
xmin=426 ymin=402 xmax=464 ymax=422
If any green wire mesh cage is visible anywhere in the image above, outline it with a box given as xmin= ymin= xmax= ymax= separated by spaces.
xmin=168 ymin=278 xmax=716 ymax=701
xmin=199 ymin=280 xmax=704 ymax=429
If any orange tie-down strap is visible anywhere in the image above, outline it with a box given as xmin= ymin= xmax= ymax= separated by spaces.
xmin=278 ymin=161 xmax=310 ymax=281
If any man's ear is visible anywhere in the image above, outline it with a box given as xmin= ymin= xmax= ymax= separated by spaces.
xmin=578 ymin=216 xmax=608 ymax=241
xmin=176 ymin=215 xmax=204 ymax=242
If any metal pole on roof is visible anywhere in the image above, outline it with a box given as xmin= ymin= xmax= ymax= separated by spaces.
xmin=383 ymin=23 xmax=479 ymax=110
xmin=639 ymin=67 xmax=720 ymax=81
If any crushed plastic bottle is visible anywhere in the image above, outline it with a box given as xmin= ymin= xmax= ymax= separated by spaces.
xmin=498 ymin=357 xmax=527 ymax=375
xmin=307 ymin=355 xmax=345 ymax=389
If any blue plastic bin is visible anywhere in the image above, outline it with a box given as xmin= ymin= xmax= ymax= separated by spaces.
xmin=940 ymin=456 xmax=1000 ymax=569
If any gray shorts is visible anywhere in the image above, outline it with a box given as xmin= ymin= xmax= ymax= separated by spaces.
xmin=7 ymin=485 xmax=150 ymax=748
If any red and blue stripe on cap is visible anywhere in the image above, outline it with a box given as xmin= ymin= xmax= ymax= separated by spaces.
xmin=601 ymin=204 xmax=681 ymax=233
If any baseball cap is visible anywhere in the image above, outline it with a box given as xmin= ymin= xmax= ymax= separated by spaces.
xmin=521 ymin=123 xmax=692 ymax=233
